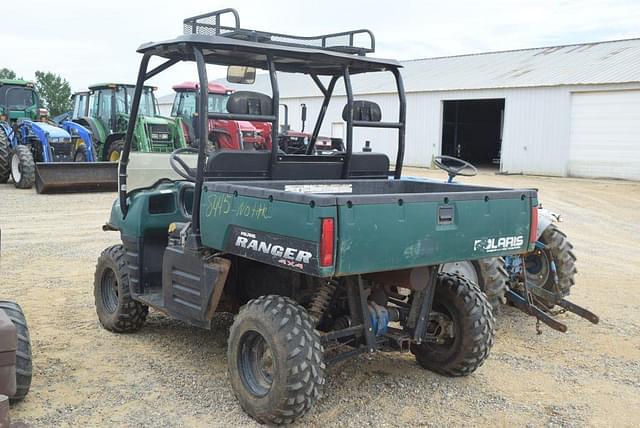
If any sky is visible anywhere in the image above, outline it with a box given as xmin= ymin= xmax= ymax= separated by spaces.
xmin=3 ymin=0 xmax=640 ymax=98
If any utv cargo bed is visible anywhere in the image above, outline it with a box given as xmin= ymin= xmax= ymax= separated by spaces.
xmin=199 ymin=179 xmax=537 ymax=277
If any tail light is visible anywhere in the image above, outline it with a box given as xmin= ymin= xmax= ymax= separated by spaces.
xmin=320 ymin=218 xmax=335 ymax=267
xmin=180 ymin=121 xmax=190 ymax=144
xmin=529 ymin=207 xmax=539 ymax=244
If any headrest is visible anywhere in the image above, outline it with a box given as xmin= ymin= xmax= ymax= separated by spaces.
xmin=227 ymin=91 xmax=273 ymax=116
xmin=342 ymin=100 xmax=382 ymax=122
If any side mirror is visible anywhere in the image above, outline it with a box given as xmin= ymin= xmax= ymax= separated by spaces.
xmin=227 ymin=66 xmax=256 ymax=84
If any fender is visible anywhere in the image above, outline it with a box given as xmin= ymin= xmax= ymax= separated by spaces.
xmin=536 ymin=207 xmax=562 ymax=240
xmin=60 ymin=121 xmax=95 ymax=162
xmin=76 ymin=117 xmax=106 ymax=146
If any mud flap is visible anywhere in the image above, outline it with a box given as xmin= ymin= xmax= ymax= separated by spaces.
xmin=35 ymin=162 xmax=118 ymax=194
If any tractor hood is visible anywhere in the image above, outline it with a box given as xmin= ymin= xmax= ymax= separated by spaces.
xmin=33 ymin=121 xmax=72 ymax=141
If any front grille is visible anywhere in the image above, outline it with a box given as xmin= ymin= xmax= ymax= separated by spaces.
xmin=148 ymin=124 xmax=174 ymax=152
xmin=50 ymin=141 xmax=73 ymax=161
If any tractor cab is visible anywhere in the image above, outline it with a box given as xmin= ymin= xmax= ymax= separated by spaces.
xmin=0 ymin=80 xmax=45 ymax=123
xmin=171 ymin=82 xmax=265 ymax=150
xmin=72 ymin=83 xmax=186 ymax=161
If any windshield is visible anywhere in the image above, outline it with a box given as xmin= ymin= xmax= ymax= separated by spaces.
xmin=172 ymin=91 xmax=230 ymax=119
xmin=0 ymin=86 xmax=37 ymax=110
xmin=124 ymin=87 xmax=156 ymax=116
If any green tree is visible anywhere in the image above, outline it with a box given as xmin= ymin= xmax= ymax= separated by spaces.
xmin=35 ymin=71 xmax=72 ymax=116
xmin=0 ymin=68 xmax=17 ymax=79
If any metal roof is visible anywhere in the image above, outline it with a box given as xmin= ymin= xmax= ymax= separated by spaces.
xmin=224 ymin=38 xmax=640 ymax=97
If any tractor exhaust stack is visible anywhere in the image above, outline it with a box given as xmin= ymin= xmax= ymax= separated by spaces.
xmin=35 ymin=162 xmax=118 ymax=194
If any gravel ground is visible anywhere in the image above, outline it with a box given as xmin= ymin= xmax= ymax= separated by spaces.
xmin=1 ymin=169 xmax=639 ymax=427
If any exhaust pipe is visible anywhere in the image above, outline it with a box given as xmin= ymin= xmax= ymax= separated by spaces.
xmin=35 ymin=162 xmax=118 ymax=194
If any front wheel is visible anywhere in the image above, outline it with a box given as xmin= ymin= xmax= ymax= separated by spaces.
xmin=411 ymin=273 xmax=495 ymax=377
xmin=10 ymin=145 xmax=35 ymax=189
xmin=74 ymin=144 xmax=88 ymax=162
xmin=94 ymin=245 xmax=148 ymax=332
xmin=0 ymin=301 xmax=33 ymax=403
xmin=227 ymin=295 xmax=325 ymax=425
xmin=107 ymin=140 xmax=124 ymax=162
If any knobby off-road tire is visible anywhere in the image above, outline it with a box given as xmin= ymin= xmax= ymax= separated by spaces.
xmin=0 ymin=301 xmax=33 ymax=403
xmin=94 ymin=245 xmax=148 ymax=332
xmin=440 ymin=258 xmax=508 ymax=312
xmin=0 ymin=128 xmax=10 ymax=183
xmin=526 ymin=224 xmax=577 ymax=307
xmin=227 ymin=295 xmax=325 ymax=425
xmin=10 ymin=145 xmax=35 ymax=189
xmin=411 ymin=273 xmax=495 ymax=377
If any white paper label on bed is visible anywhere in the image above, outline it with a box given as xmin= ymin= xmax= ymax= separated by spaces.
xmin=284 ymin=184 xmax=353 ymax=194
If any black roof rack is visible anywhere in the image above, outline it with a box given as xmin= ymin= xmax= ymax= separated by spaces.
xmin=183 ymin=8 xmax=375 ymax=56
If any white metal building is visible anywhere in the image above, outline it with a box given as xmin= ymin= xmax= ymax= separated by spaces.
xmin=238 ymin=38 xmax=640 ymax=180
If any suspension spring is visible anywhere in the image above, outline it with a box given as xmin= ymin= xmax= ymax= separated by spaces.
xmin=308 ymin=280 xmax=337 ymax=325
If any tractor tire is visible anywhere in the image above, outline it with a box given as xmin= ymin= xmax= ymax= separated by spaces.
xmin=439 ymin=258 xmax=508 ymax=312
xmin=227 ymin=295 xmax=325 ymax=425
xmin=106 ymin=140 xmax=124 ymax=162
xmin=10 ymin=145 xmax=35 ymax=189
xmin=0 ymin=128 xmax=10 ymax=183
xmin=525 ymin=224 xmax=576 ymax=307
xmin=74 ymin=144 xmax=88 ymax=162
xmin=411 ymin=273 xmax=495 ymax=377
xmin=94 ymin=245 xmax=148 ymax=333
xmin=0 ymin=301 xmax=33 ymax=403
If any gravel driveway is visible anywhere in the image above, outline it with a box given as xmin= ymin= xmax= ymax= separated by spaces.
xmin=1 ymin=169 xmax=639 ymax=427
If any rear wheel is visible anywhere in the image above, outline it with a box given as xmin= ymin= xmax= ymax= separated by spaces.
xmin=411 ymin=273 xmax=495 ymax=377
xmin=0 ymin=127 xmax=10 ymax=183
xmin=107 ymin=140 xmax=124 ymax=162
xmin=439 ymin=258 xmax=507 ymax=311
xmin=525 ymin=224 xmax=576 ymax=307
xmin=0 ymin=301 xmax=32 ymax=403
xmin=227 ymin=295 xmax=325 ymax=425
xmin=11 ymin=145 xmax=35 ymax=189
xmin=94 ymin=245 xmax=148 ymax=332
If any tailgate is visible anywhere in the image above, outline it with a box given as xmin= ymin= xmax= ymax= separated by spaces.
xmin=335 ymin=190 xmax=537 ymax=275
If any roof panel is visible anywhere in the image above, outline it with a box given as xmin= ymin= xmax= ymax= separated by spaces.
xmin=234 ymin=38 xmax=640 ymax=97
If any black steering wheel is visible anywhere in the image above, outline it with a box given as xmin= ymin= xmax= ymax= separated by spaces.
xmin=433 ymin=155 xmax=478 ymax=182
xmin=170 ymin=147 xmax=199 ymax=182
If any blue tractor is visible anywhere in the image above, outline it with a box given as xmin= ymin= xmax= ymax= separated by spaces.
xmin=0 ymin=79 xmax=117 ymax=193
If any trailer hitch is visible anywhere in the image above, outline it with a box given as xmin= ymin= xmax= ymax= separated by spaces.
xmin=506 ymin=255 xmax=599 ymax=333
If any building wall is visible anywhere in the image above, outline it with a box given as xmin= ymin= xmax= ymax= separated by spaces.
xmin=280 ymin=82 xmax=640 ymax=177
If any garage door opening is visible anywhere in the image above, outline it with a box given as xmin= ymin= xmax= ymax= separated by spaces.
xmin=441 ymin=99 xmax=505 ymax=167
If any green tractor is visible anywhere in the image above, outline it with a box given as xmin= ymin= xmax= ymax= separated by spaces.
xmin=72 ymin=83 xmax=187 ymax=161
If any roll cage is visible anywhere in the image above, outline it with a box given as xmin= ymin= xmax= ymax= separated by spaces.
xmin=119 ymin=8 xmax=406 ymax=245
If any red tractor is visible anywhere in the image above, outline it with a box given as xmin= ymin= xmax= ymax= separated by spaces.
xmin=171 ymin=82 xmax=268 ymax=150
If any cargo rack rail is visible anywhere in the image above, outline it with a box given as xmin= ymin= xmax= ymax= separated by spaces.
xmin=183 ymin=8 xmax=375 ymax=55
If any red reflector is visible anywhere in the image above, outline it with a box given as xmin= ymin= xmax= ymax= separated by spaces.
xmin=529 ymin=207 xmax=539 ymax=243
xmin=320 ymin=218 xmax=334 ymax=267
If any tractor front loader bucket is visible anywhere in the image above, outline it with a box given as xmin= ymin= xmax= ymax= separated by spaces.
xmin=35 ymin=162 xmax=118 ymax=194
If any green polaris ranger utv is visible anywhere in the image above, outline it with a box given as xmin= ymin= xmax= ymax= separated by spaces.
xmin=72 ymin=83 xmax=187 ymax=161
xmin=94 ymin=9 xmax=538 ymax=424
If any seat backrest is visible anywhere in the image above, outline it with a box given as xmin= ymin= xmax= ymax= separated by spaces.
xmin=342 ymin=100 xmax=382 ymax=122
xmin=227 ymin=91 xmax=273 ymax=116
xmin=349 ymin=152 xmax=390 ymax=178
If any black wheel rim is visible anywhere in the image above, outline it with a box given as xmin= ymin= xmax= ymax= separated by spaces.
xmin=524 ymin=249 xmax=550 ymax=287
xmin=238 ymin=330 xmax=275 ymax=397
xmin=423 ymin=303 xmax=458 ymax=361
xmin=100 ymin=269 xmax=119 ymax=313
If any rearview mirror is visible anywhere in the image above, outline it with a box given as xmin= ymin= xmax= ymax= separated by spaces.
xmin=227 ymin=66 xmax=256 ymax=84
